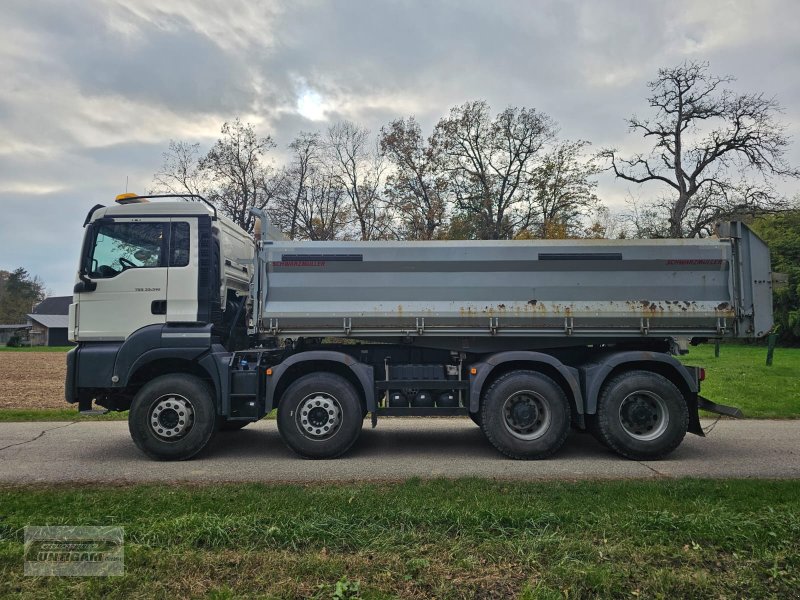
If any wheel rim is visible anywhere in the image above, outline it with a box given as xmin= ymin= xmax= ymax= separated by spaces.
xmin=502 ymin=390 xmax=551 ymax=440
xmin=618 ymin=390 xmax=669 ymax=441
xmin=296 ymin=392 xmax=342 ymax=440
xmin=149 ymin=394 xmax=195 ymax=441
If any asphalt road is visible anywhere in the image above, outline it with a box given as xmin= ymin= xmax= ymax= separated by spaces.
xmin=0 ymin=418 xmax=798 ymax=484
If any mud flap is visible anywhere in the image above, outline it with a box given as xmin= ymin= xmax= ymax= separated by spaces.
xmin=687 ymin=394 xmax=704 ymax=437
xmin=697 ymin=395 xmax=744 ymax=418
xmin=688 ymin=395 xmax=744 ymax=436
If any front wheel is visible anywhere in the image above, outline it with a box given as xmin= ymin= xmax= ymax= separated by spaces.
xmin=595 ymin=370 xmax=688 ymax=460
xmin=277 ymin=373 xmax=364 ymax=459
xmin=480 ymin=370 xmax=571 ymax=459
xmin=128 ymin=374 xmax=217 ymax=460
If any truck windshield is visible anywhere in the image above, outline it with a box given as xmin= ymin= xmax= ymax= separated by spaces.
xmin=87 ymin=222 xmax=165 ymax=278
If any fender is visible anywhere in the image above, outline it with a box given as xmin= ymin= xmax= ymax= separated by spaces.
xmin=580 ymin=350 xmax=698 ymax=415
xmin=266 ymin=350 xmax=375 ymax=412
xmin=468 ymin=351 xmax=583 ymax=415
xmin=111 ymin=323 xmax=214 ymax=387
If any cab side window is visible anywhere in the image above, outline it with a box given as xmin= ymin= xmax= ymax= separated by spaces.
xmin=169 ymin=222 xmax=190 ymax=267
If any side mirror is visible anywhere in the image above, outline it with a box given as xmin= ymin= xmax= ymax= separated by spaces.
xmin=74 ymin=279 xmax=96 ymax=293
xmin=76 ymin=222 xmax=98 ymax=293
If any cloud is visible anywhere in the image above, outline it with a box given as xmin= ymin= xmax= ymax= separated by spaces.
xmin=0 ymin=0 xmax=799 ymax=294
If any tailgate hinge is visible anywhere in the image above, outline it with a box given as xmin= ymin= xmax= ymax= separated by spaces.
xmin=640 ymin=317 xmax=650 ymax=335
xmin=268 ymin=318 xmax=279 ymax=335
xmin=416 ymin=317 xmax=425 ymax=335
xmin=489 ymin=317 xmax=499 ymax=335
xmin=716 ymin=318 xmax=727 ymax=335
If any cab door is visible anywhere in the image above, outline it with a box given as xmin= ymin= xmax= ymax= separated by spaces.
xmin=76 ymin=218 xmax=169 ymax=341
xmin=165 ymin=218 xmax=200 ymax=323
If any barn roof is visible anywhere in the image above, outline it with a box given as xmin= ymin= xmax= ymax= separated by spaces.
xmin=27 ymin=314 xmax=69 ymax=329
xmin=32 ymin=296 xmax=72 ymax=316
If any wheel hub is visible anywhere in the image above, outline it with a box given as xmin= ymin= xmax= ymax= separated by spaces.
xmin=502 ymin=391 xmax=551 ymax=440
xmin=618 ymin=391 xmax=669 ymax=441
xmin=307 ymin=406 xmax=329 ymax=427
xmin=158 ymin=408 xmax=180 ymax=429
xmin=150 ymin=395 xmax=194 ymax=440
xmin=510 ymin=401 xmax=539 ymax=429
xmin=297 ymin=393 xmax=342 ymax=439
xmin=627 ymin=401 xmax=655 ymax=427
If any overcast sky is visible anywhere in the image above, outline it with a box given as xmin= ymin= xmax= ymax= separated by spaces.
xmin=1 ymin=0 xmax=798 ymax=295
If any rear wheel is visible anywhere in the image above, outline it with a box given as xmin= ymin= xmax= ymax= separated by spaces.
xmin=128 ymin=374 xmax=217 ymax=460
xmin=480 ymin=370 xmax=571 ymax=460
xmin=596 ymin=370 xmax=688 ymax=460
xmin=277 ymin=373 xmax=364 ymax=459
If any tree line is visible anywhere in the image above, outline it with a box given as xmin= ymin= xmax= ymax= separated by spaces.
xmin=152 ymin=104 xmax=603 ymax=241
xmin=151 ymin=61 xmax=798 ymax=242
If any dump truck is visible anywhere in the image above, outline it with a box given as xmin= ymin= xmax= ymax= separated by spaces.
xmin=65 ymin=194 xmax=775 ymax=461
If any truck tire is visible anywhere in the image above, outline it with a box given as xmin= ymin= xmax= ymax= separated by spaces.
xmin=277 ymin=373 xmax=363 ymax=459
xmin=480 ymin=370 xmax=571 ymax=460
xmin=128 ymin=374 xmax=217 ymax=461
xmin=596 ymin=370 xmax=688 ymax=460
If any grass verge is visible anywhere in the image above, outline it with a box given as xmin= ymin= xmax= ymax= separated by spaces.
xmin=679 ymin=343 xmax=800 ymax=418
xmin=0 ymin=479 xmax=798 ymax=599
xmin=0 ymin=409 xmax=128 ymax=422
xmin=0 ymin=346 xmax=73 ymax=352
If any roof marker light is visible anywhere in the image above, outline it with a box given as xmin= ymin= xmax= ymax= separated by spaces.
xmin=115 ymin=193 xmax=149 ymax=205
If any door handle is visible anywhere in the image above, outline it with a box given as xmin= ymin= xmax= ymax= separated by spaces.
xmin=151 ymin=300 xmax=167 ymax=315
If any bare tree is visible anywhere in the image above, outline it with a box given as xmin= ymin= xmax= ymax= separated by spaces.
xmin=601 ymin=61 xmax=799 ymax=237
xmin=268 ymin=132 xmax=354 ymax=241
xmin=583 ymin=206 xmax=626 ymax=239
xmin=621 ymin=194 xmax=672 ymax=239
xmin=433 ymin=101 xmax=556 ymax=239
xmin=199 ymin=119 xmax=277 ymax=232
xmin=295 ymin=170 xmax=354 ymax=241
xmin=325 ymin=121 xmax=391 ymax=240
xmin=151 ymin=140 xmax=209 ymax=197
xmin=529 ymin=140 xmax=600 ymax=238
xmin=269 ymin=133 xmax=321 ymax=239
xmin=380 ymin=117 xmax=448 ymax=240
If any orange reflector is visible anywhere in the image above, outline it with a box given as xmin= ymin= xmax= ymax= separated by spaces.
xmin=266 ymin=368 xmax=273 ymax=376
xmin=470 ymin=368 xmax=477 ymax=375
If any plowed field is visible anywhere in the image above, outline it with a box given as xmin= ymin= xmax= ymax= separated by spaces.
xmin=0 ymin=352 xmax=66 ymax=409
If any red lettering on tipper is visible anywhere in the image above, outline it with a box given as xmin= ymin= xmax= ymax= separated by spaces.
xmin=273 ymin=261 xmax=325 ymax=267
xmin=665 ymin=259 xmax=724 ymax=265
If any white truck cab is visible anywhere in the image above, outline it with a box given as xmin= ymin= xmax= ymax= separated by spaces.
xmin=71 ymin=194 xmax=253 ymax=343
